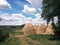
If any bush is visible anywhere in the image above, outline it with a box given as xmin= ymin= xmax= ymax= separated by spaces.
xmin=0 ymin=26 xmax=9 ymax=42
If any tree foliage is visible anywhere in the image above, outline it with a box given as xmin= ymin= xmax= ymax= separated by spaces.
xmin=42 ymin=0 xmax=60 ymax=35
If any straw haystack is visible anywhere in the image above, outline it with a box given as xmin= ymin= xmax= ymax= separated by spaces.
xmin=22 ymin=23 xmax=35 ymax=35
xmin=45 ymin=24 xmax=54 ymax=35
xmin=36 ymin=24 xmax=46 ymax=34
xmin=34 ymin=26 xmax=38 ymax=31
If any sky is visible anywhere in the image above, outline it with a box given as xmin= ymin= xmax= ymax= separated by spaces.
xmin=0 ymin=0 xmax=49 ymax=26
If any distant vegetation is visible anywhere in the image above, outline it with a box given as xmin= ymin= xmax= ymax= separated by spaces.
xmin=0 ymin=24 xmax=25 ymax=42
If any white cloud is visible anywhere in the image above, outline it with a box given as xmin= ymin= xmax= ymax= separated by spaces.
xmin=0 ymin=13 xmax=27 ymax=21
xmin=0 ymin=0 xmax=11 ymax=9
xmin=54 ymin=17 xmax=58 ymax=24
xmin=12 ymin=14 xmax=26 ymax=20
xmin=0 ymin=13 xmax=47 ymax=26
xmin=25 ymin=17 xmax=32 ymax=23
xmin=32 ymin=17 xmax=47 ymax=26
xmin=22 ymin=5 xmax=37 ymax=15
xmin=24 ymin=15 xmax=46 ymax=26
xmin=35 ymin=13 xmax=41 ymax=18
xmin=0 ymin=13 xmax=26 ymax=25
xmin=26 ymin=0 xmax=42 ymax=16
xmin=26 ymin=0 xmax=42 ymax=8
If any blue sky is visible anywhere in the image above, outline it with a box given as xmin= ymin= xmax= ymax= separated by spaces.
xmin=0 ymin=0 xmax=47 ymax=26
xmin=0 ymin=0 xmax=30 ymax=13
xmin=0 ymin=0 xmax=41 ymax=17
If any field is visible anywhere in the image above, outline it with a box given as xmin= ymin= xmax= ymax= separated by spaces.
xmin=0 ymin=26 xmax=60 ymax=45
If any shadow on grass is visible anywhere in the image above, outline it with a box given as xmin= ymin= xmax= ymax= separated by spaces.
xmin=49 ymin=35 xmax=60 ymax=41
xmin=27 ymin=34 xmax=60 ymax=41
xmin=0 ymin=35 xmax=9 ymax=42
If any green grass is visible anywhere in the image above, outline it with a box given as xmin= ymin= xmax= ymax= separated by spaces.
xmin=0 ymin=37 xmax=20 ymax=45
xmin=27 ymin=34 xmax=59 ymax=45
xmin=27 ymin=34 xmax=52 ymax=40
xmin=0 ymin=26 xmax=23 ymax=45
xmin=0 ymin=34 xmax=59 ymax=45
xmin=17 ymin=31 xmax=24 ymax=35
xmin=26 ymin=41 xmax=33 ymax=45
xmin=0 ymin=26 xmax=60 ymax=45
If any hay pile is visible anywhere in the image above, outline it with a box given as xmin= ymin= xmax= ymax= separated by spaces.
xmin=34 ymin=26 xmax=38 ymax=31
xmin=36 ymin=24 xmax=46 ymax=34
xmin=45 ymin=24 xmax=54 ymax=35
xmin=22 ymin=23 xmax=54 ymax=35
xmin=22 ymin=23 xmax=35 ymax=35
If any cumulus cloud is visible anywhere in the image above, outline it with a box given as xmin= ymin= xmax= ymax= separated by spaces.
xmin=0 ymin=13 xmax=26 ymax=21
xmin=0 ymin=0 xmax=11 ymax=9
xmin=0 ymin=13 xmax=26 ymax=25
xmin=24 ymin=14 xmax=46 ymax=26
xmin=32 ymin=17 xmax=47 ymax=26
xmin=35 ymin=13 xmax=41 ymax=18
xmin=22 ymin=5 xmax=37 ymax=15
xmin=26 ymin=0 xmax=42 ymax=8
xmin=0 ymin=13 xmax=46 ymax=26
xmin=26 ymin=0 xmax=42 ymax=16
xmin=12 ymin=14 xmax=26 ymax=21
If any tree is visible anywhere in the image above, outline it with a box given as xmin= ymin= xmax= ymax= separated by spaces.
xmin=42 ymin=0 xmax=60 ymax=36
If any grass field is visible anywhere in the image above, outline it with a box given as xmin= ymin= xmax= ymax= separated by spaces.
xmin=0 ymin=27 xmax=60 ymax=45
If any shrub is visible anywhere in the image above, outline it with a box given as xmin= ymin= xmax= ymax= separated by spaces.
xmin=0 ymin=26 xmax=9 ymax=42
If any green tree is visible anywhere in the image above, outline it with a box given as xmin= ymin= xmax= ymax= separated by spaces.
xmin=42 ymin=0 xmax=60 ymax=36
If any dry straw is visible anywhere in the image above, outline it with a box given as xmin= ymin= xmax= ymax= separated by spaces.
xmin=22 ymin=23 xmax=54 ymax=35
xmin=22 ymin=23 xmax=35 ymax=35
xmin=45 ymin=24 xmax=54 ymax=35
xmin=36 ymin=23 xmax=46 ymax=34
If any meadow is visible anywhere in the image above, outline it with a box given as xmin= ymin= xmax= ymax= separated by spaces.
xmin=0 ymin=26 xmax=59 ymax=45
